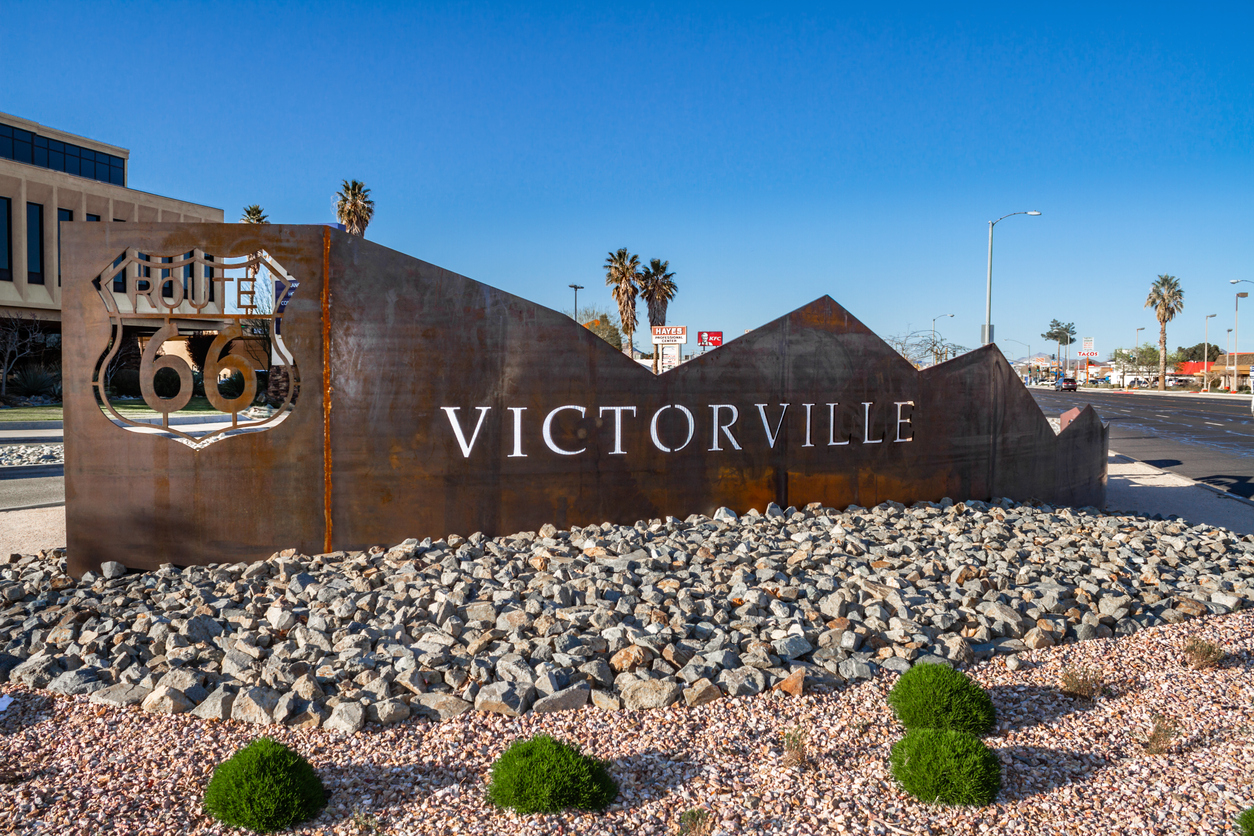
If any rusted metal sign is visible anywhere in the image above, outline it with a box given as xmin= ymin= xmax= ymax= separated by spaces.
xmin=61 ymin=224 xmax=1107 ymax=575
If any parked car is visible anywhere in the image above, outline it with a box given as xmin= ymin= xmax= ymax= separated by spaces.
xmin=1054 ymin=378 xmax=1077 ymax=391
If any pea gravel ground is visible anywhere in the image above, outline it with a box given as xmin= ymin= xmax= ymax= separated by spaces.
xmin=0 ymin=608 xmax=1249 ymax=835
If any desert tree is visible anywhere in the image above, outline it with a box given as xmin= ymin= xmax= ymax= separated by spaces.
xmin=334 ymin=180 xmax=375 ymax=237
xmin=604 ymin=249 xmax=641 ymax=357
xmin=1145 ymin=275 xmax=1184 ymax=391
xmin=639 ymin=258 xmax=677 ymax=373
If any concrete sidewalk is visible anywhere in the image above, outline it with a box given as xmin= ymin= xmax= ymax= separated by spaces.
xmin=1106 ymin=451 xmax=1254 ymax=534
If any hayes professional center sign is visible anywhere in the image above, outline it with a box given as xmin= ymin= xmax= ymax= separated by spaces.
xmin=61 ymin=225 xmax=1107 ymax=574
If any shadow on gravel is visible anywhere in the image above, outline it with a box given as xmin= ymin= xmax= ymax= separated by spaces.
xmin=609 ymin=748 xmax=701 ymax=809
xmin=995 ymin=745 xmax=1107 ymax=801
xmin=0 ymin=688 xmax=55 ymax=736
xmin=986 ymin=684 xmax=1100 ymax=732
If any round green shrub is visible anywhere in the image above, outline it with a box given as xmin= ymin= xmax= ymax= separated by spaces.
xmin=203 ymin=737 xmax=326 ymax=834
xmin=1237 ymin=807 xmax=1254 ymax=836
xmin=487 ymin=734 xmax=618 ymax=815
xmin=890 ymin=727 xmax=1001 ymax=806
xmin=887 ymin=662 xmax=996 ymax=735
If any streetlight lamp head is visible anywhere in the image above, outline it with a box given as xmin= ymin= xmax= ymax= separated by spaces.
xmin=1240 ymin=292 xmax=1250 ymax=299
xmin=1027 ymin=211 xmax=1041 ymax=216
xmin=1232 ymin=280 xmax=1240 ymax=285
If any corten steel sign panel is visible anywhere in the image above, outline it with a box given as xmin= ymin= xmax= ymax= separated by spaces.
xmin=62 ymin=224 xmax=1108 ymax=574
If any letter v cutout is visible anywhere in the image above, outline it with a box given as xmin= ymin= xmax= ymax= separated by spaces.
xmin=441 ymin=407 xmax=491 ymax=457
xmin=755 ymin=403 xmax=790 ymax=448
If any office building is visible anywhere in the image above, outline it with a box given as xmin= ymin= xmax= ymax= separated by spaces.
xmin=0 ymin=112 xmax=224 ymax=326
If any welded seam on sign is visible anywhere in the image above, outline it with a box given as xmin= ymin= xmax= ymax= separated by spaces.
xmin=322 ymin=228 xmax=333 ymax=553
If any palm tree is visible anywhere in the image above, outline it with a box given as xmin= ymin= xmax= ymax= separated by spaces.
xmin=334 ymin=180 xmax=375 ymax=236
xmin=1145 ymin=274 xmax=1184 ymax=391
xmin=1040 ymin=319 xmax=1076 ymax=380
xmin=604 ymin=249 xmax=641 ymax=358
xmin=639 ymin=258 xmax=677 ymax=373
xmin=240 ymin=205 xmax=268 ymax=224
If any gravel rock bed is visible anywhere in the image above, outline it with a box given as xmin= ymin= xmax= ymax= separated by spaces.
xmin=0 ymin=445 xmax=62 ymax=468
xmin=1 ymin=500 xmax=1251 ymax=734
xmin=0 ymin=609 xmax=1249 ymax=835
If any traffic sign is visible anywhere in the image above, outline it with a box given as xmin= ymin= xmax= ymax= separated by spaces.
xmin=698 ymin=330 xmax=723 ymax=347
xmin=651 ymin=326 xmax=687 ymax=345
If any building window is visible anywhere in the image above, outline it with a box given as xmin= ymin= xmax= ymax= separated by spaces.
xmin=0 ymin=197 xmax=10 ymax=282
xmin=26 ymin=203 xmax=44 ymax=285
xmin=57 ymin=208 xmax=72 ymax=285
xmin=205 ymin=254 xmax=215 ymax=302
xmin=0 ymin=121 xmax=126 ymax=186
xmin=160 ymin=256 xmax=174 ymax=297
xmin=86 ymin=214 xmax=100 ymax=222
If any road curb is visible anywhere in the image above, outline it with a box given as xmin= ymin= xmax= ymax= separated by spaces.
xmin=0 ymin=500 xmax=65 ymax=512
xmin=0 ymin=464 xmax=65 ymax=480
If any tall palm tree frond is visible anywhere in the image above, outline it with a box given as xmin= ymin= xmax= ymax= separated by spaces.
xmin=1145 ymin=274 xmax=1185 ymax=391
xmin=334 ymin=180 xmax=375 ymax=237
xmin=604 ymin=248 xmax=641 ymax=357
xmin=639 ymin=258 xmax=677 ymax=373
xmin=240 ymin=205 xmax=269 ymax=224
xmin=639 ymin=258 xmax=677 ymax=328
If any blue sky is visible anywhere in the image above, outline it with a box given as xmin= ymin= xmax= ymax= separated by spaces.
xmin=5 ymin=1 xmax=1252 ymax=360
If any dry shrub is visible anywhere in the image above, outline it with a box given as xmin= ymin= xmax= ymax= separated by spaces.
xmin=678 ymin=808 xmax=713 ymax=836
xmin=1143 ymin=714 xmax=1179 ymax=755
xmin=1059 ymin=666 xmax=1103 ymax=700
xmin=1182 ymin=637 xmax=1225 ymax=670
xmin=782 ymin=725 xmax=809 ymax=769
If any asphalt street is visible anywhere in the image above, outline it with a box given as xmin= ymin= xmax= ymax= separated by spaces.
xmin=0 ymin=470 xmax=64 ymax=510
xmin=1032 ymin=388 xmax=1254 ymax=498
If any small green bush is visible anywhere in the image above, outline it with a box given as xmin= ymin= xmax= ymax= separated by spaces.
xmin=487 ymin=734 xmax=617 ymax=815
xmin=890 ymin=727 xmax=1001 ymax=806
xmin=887 ymin=662 xmax=996 ymax=735
xmin=203 ymin=737 xmax=326 ymax=834
xmin=1237 ymin=806 xmax=1254 ymax=836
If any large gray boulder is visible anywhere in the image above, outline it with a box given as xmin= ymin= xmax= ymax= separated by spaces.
xmin=324 ymin=701 xmax=365 ymax=734
xmin=232 ymin=686 xmax=282 ymax=725
xmin=474 ymin=681 xmax=535 ymax=716
xmin=621 ymin=678 xmax=683 ymax=710
xmin=532 ymin=684 xmax=590 ymax=714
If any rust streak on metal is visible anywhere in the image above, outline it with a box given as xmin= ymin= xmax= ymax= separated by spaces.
xmin=322 ymin=226 xmax=333 ymax=554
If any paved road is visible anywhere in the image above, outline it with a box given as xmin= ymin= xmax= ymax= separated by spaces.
xmin=1032 ymin=389 xmax=1254 ymax=498
xmin=0 ymin=471 xmax=64 ymax=509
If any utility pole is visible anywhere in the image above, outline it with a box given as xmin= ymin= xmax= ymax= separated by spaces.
xmin=1205 ymin=313 xmax=1216 ymax=392
xmin=569 ymin=284 xmax=584 ymax=321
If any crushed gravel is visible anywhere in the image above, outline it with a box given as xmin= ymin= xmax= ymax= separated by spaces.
xmin=0 ymin=445 xmax=63 ymax=468
xmin=0 ymin=609 xmax=1249 ymax=835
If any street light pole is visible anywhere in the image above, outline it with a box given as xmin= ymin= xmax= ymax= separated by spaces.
xmin=983 ymin=210 xmax=1041 ymax=345
xmin=1228 ymin=329 xmax=1235 ymax=389
xmin=1004 ymin=338 xmax=1030 ymax=382
xmin=568 ymin=284 xmax=584 ymax=320
xmin=1232 ymin=281 xmax=1254 ymax=392
xmin=932 ymin=314 xmax=954 ymax=366
xmin=1205 ymin=313 xmax=1217 ymax=392
xmin=1131 ymin=326 xmax=1144 ymax=388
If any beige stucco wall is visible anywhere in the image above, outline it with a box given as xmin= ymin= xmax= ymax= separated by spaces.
xmin=0 ymin=113 xmax=225 ymax=323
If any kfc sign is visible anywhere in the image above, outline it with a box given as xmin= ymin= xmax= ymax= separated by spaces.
xmin=698 ymin=331 xmax=723 ymax=347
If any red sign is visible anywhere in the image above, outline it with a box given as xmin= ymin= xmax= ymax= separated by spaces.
xmin=698 ymin=331 xmax=723 ymax=347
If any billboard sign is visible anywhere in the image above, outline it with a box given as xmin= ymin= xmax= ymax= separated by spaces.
xmin=651 ymin=326 xmax=687 ymax=345
xmin=698 ymin=330 xmax=723 ymax=347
